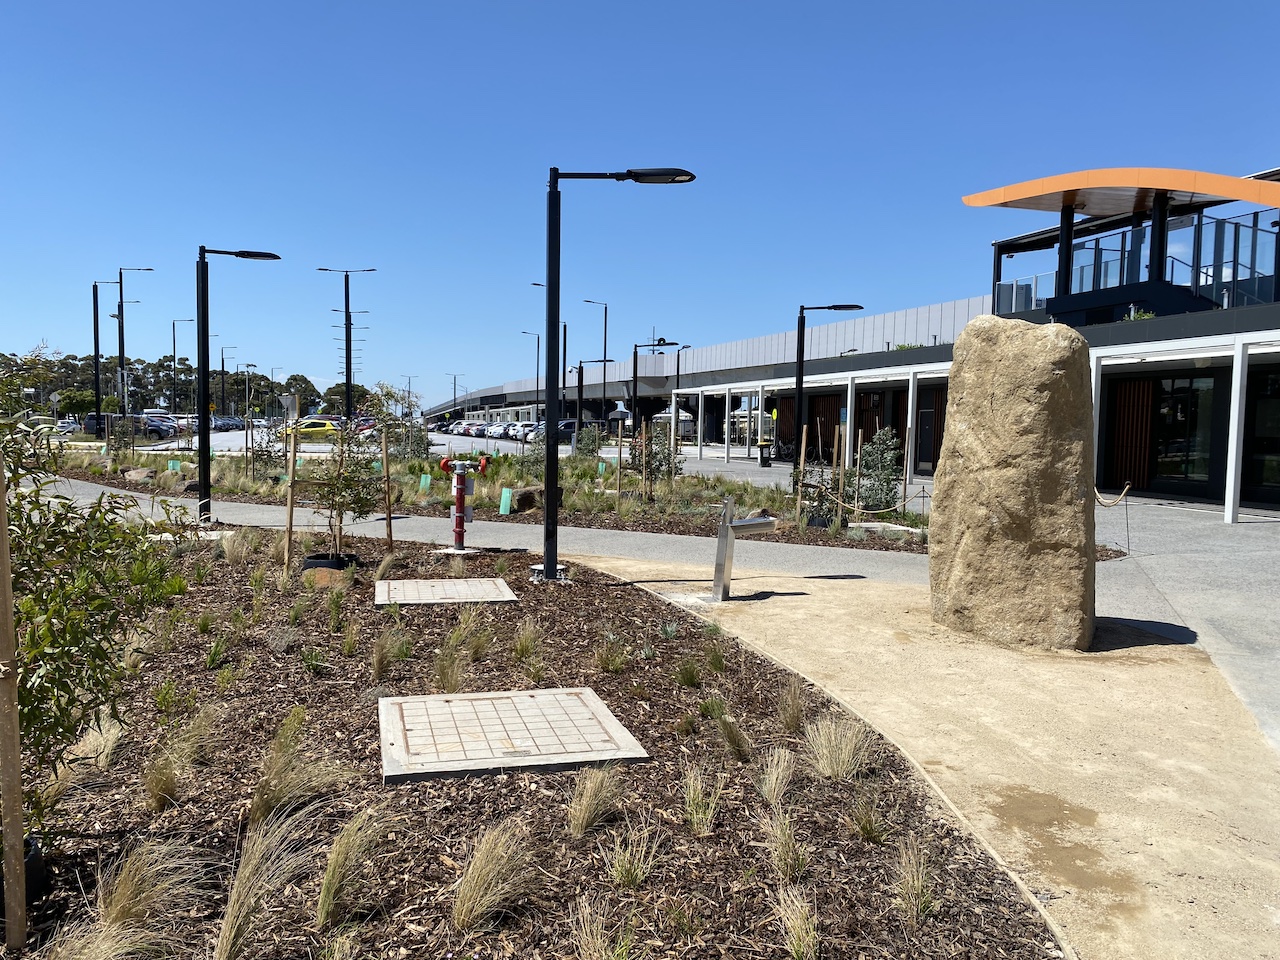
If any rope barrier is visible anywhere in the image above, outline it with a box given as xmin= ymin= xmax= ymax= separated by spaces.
xmin=1095 ymin=482 xmax=1131 ymax=507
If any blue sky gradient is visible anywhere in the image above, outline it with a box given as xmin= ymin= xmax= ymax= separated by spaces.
xmin=4 ymin=0 xmax=1278 ymax=405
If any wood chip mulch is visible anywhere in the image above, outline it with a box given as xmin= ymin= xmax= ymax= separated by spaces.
xmin=27 ymin=536 xmax=1063 ymax=958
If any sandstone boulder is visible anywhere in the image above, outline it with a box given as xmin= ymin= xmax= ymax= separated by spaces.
xmin=124 ymin=468 xmax=157 ymax=483
xmin=929 ymin=315 xmax=1095 ymax=651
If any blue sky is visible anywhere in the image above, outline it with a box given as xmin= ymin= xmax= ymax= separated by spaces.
xmin=4 ymin=0 xmax=1278 ymax=408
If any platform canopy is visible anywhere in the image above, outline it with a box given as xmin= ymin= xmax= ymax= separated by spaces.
xmin=963 ymin=168 xmax=1280 ymax=217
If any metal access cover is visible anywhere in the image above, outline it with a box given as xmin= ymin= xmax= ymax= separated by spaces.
xmin=378 ymin=687 xmax=648 ymax=783
xmin=374 ymin=578 xmax=517 ymax=606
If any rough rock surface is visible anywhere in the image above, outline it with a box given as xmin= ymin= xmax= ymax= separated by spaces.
xmin=929 ymin=315 xmax=1095 ymax=651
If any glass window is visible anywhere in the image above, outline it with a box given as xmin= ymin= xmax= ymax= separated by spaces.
xmin=1154 ymin=377 xmax=1214 ymax=482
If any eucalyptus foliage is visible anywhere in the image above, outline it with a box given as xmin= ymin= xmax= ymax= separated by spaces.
xmin=2 ymin=424 xmax=189 ymax=829
xmin=305 ymin=427 xmax=384 ymax=555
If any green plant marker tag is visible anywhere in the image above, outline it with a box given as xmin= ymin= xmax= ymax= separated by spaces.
xmin=209 ymin=451 xmax=215 ymax=460
xmin=167 ymin=460 xmax=181 ymax=472
xmin=598 ymin=462 xmax=607 ymax=476
xmin=499 ymin=488 xmax=513 ymax=515
xmin=100 ymin=445 xmax=107 ymax=454
xmin=419 ymin=474 xmax=431 ymax=492
xmin=296 ymin=458 xmax=304 ymax=467
xmin=372 ymin=460 xmax=382 ymax=472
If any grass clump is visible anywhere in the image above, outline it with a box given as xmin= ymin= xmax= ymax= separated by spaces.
xmin=341 ymin=623 xmax=358 ymax=657
xmin=571 ymin=895 xmax=637 ymax=960
xmin=705 ymin=642 xmax=728 ymax=673
xmin=513 ymin=617 xmax=542 ymax=662
xmin=850 ymin=788 xmax=888 ymax=844
xmin=894 ymin=834 xmax=935 ymax=926
xmin=756 ymin=747 xmax=796 ymax=808
xmin=327 ymin=589 xmax=345 ymax=634
xmin=317 ymin=807 xmax=390 ymax=930
xmin=35 ymin=921 xmax=164 ymax=959
xmin=716 ymin=714 xmax=753 ymax=762
xmin=778 ymin=675 xmax=805 ymax=734
xmin=601 ymin=819 xmax=661 ymax=889
xmin=300 ymin=647 xmax=328 ymax=675
xmin=206 ymin=637 xmax=228 ymax=670
xmin=762 ymin=808 xmax=806 ymax=882
xmin=674 ymin=659 xmax=702 ymax=689
xmin=142 ymin=748 xmax=181 ymax=812
xmin=775 ymin=886 xmax=819 ymax=960
xmin=215 ymin=808 xmax=319 ymax=960
xmin=594 ymin=637 xmax=630 ymax=674
xmin=803 ymin=715 xmax=871 ymax=780
xmin=658 ymin=621 xmax=679 ymax=641
xmin=451 ymin=817 xmax=537 ymax=932
xmin=99 ymin=840 xmax=210 ymax=929
xmin=374 ymin=552 xmax=399 ymax=581
xmin=682 ymin=764 xmax=725 ymax=837
xmin=567 ymin=765 xmax=621 ymax=839
xmin=249 ymin=707 xmax=346 ymax=824
xmin=434 ymin=643 xmax=465 ymax=693
xmin=196 ymin=612 xmax=214 ymax=635
xmin=698 ymin=696 xmax=726 ymax=719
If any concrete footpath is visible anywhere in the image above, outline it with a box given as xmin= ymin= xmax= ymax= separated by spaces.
xmin=59 ymin=480 xmax=1280 ymax=960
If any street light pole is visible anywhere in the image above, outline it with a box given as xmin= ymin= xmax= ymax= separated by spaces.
xmin=197 ymin=247 xmax=280 ymax=522
xmin=793 ymin=303 xmax=863 ymax=466
xmin=521 ymin=330 xmax=540 ymax=420
xmin=584 ymin=299 xmax=608 ymax=419
xmin=675 ymin=343 xmax=692 ymax=390
xmin=220 ymin=346 xmax=237 ymax=415
xmin=116 ymin=267 xmax=153 ymax=413
xmin=632 ymin=337 xmax=679 ymax=436
xmin=172 ymin=319 xmax=194 ymax=412
xmin=318 ymin=267 xmax=376 ymax=420
xmin=542 ymin=167 xmax=695 ymax=581
xmin=91 ymin=283 xmax=103 ymax=436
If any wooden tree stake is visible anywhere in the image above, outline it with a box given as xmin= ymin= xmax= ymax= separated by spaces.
xmin=0 ymin=462 xmax=28 ymax=946
xmin=382 ymin=428 xmax=393 ymax=551
xmin=795 ymin=424 xmax=809 ymax=527
xmin=284 ymin=430 xmax=298 ymax=572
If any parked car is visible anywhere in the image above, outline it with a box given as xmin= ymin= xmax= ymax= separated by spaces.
xmin=486 ymin=422 xmax=509 ymax=439
xmin=281 ymin=418 xmax=342 ymax=441
xmin=56 ymin=418 xmax=80 ymax=434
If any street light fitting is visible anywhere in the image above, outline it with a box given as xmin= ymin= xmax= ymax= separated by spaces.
xmin=802 ymin=303 xmax=864 ymax=312
xmin=317 ymin=267 xmax=376 ymax=273
xmin=206 ymin=249 xmax=281 ymax=261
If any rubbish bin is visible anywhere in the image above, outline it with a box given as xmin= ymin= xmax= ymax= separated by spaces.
xmin=756 ymin=443 xmax=772 ymax=467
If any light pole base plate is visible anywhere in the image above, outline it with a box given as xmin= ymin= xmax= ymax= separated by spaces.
xmin=528 ymin=563 xmax=568 ymax=583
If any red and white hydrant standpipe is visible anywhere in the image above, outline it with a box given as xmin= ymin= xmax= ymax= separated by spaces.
xmin=440 ymin=456 xmax=488 ymax=550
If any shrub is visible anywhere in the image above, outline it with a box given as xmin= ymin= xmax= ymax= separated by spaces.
xmin=851 ymin=426 xmax=901 ymax=512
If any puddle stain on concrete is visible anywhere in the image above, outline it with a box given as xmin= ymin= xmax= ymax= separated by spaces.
xmin=893 ymin=630 xmax=912 ymax=644
xmin=992 ymin=785 xmax=1141 ymax=902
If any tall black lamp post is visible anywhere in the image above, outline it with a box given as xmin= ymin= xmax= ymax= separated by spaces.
xmin=318 ymin=268 xmax=376 ymax=420
xmin=793 ymin=303 xmax=862 ymax=465
xmin=541 ymin=167 xmax=695 ymax=581
xmin=197 ymin=247 xmax=280 ymax=522
xmin=583 ymin=298 xmax=610 ymax=419
xmin=675 ymin=343 xmax=692 ymax=390
xmin=91 ymin=281 xmax=120 ymax=436
xmin=115 ymin=267 xmax=152 ymax=413
xmin=521 ymin=330 xmax=541 ymax=420
xmin=172 ymin=319 xmax=194 ymax=412
xmin=631 ymin=337 xmax=678 ymax=435
xmin=219 ymin=346 xmax=237 ymax=415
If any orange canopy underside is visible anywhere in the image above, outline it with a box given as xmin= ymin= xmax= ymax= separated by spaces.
xmin=963 ymin=168 xmax=1280 ymax=217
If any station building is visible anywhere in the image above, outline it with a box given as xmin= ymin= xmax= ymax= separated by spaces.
xmin=425 ymin=167 xmax=1280 ymax=523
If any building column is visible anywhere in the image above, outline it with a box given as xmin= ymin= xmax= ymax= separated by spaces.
xmin=758 ymin=384 xmax=767 ymax=451
xmin=724 ymin=389 xmax=732 ymax=463
xmin=1090 ymin=351 xmax=1103 ymax=486
xmin=696 ymin=390 xmax=705 ymax=460
xmin=905 ymin=371 xmax=919 ymax=479
xmin=1056 ymin=203 xmax=1075 ymax=298
xmin=670 ymin=389 xmax=678 ymax=457
xmin=845 ymin=377 xmax=856 ymax=469
xmin=1224 ymin=339 xmax=1249 ymax=524
xmin=1148 ymin=191 xmax=1169 ymax=282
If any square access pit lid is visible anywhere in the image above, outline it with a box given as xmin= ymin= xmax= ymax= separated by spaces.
xmin=378 ymin=687 xmax=648 ymax=783
xmin=374 ymin=578 xmax=517 ymax=606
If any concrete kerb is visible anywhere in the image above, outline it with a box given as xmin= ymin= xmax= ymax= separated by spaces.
xmin=574 ymin=555 xmax=1078 ymax=960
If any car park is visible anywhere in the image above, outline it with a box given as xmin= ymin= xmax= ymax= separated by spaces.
xmin=487 ymin=422 xmax=509 ymax=439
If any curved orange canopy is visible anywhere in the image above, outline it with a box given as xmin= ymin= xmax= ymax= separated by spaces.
xmin=963 ymin=168 xmax=1280 ymax=217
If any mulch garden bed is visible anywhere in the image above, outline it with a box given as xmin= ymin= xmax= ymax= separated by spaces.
xmin=28 ymin=534 xmax=1062 ymax=958
xmin=58 ymin=466 xmax=1123 ymax=561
